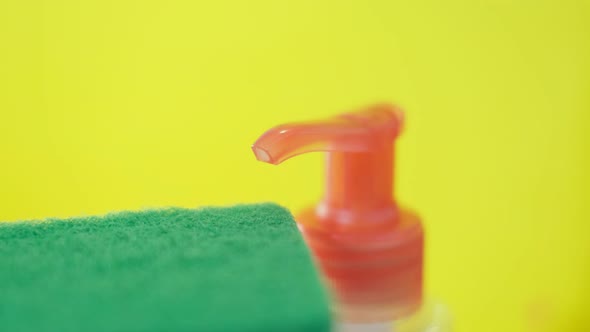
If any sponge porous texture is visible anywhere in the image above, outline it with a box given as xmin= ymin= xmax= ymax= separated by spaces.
xmin=0 ymin=204 xmax=330 ymax=332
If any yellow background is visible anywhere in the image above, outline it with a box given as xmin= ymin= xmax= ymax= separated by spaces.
xmin=1 ymin=1 xmax=588 ymax=331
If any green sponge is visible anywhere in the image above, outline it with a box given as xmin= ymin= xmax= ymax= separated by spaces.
xmin=0 ymin=203 xmax=331 ymax=332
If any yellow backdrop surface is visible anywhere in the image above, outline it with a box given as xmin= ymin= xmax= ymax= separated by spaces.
xmin=1 ymin=1 xmax=588 ymax=331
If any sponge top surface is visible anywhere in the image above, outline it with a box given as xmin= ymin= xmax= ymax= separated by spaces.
xmin=0 ymin=204 xmax=331 ymax=332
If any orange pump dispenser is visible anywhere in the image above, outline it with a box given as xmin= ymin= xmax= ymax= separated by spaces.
xmin=252 ymin=104 xmax=424 ymax=323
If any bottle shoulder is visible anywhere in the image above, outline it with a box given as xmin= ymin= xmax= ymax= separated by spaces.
xmin=333 ymin=300 xmax=452 ymax=332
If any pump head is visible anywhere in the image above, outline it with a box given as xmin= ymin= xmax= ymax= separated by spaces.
xmin=252 ymin=104 xmax=424 ymax=322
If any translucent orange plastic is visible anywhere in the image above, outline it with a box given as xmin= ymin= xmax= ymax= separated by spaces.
xmin=252 ymin=104 xmax=424 ymax=323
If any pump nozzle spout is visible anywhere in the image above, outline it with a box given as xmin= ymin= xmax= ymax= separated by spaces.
xmin=252 ymin=104 xmax=403 ymax=165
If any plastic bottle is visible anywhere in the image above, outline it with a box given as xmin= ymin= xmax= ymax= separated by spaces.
xmin=252 ymin=104 xmax=451 ymax=332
